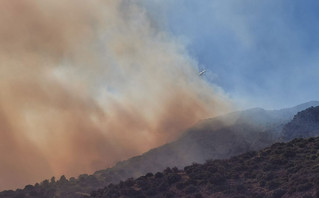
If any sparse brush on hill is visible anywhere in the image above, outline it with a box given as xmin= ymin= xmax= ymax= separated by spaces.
xmin=91 ymin=137 xmax=319 ymax=198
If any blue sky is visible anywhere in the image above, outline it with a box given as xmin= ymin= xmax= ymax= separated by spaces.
xmin=142 ymin=0 xmax=319 ymax=109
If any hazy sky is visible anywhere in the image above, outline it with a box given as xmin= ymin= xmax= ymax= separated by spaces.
xmin=142 ymin=0 xmax=319 ymax=109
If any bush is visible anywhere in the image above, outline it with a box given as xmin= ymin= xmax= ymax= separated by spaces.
xmin=145 ymin=188 xmax=157 ymax=196
xmin=267 ymin=181 xmax=281 ymax=190
xmin=121 ymin=188 xmax=142 ymax=196
xmin=164 ymin=167 xmax=172 ymax=174
xmin=145 ymin=173 xmax=153 ymax=177
xmin=158 ymin=182 xmax=169 ymax=191
xmin=172 ymin=167 xmax=179 ymax=173
xmin=184 ymin=185 xmax=198 ymax=194
xmin=208 ymin=173 xmax=225 ymax=185
xmin=236 ymin=184 xmax=247 ymax=193
xmin=297 ymin=183 xmax=313 ymax=192
xmin=136 ymin=179 xmax=149 ymax=190
xmin=23 ymin=185 xmax=34 ymax=191
xmin=207 ymin=166 xmax=218 ymax=173
xmin=283 ymin=150 xmax=296 ymax=158
xmin=164 ymin=191 xmax=176 ymax=198
xmin=194 ymin=193 xmax=203 ymax=198
xmin=167 ymin=173 xmax=181 ymax=184
xmin=176 ymin=182 xmax=186 ymax=190
xmin=155 ymin=172 xmax=164 ymax=178
xmin=272 ymin=189 xmax=286 ymax=198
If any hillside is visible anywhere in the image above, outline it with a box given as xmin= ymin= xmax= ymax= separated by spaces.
xmin=282 ymin=106 xmax=319 ymax=140
xmin=1 ymin=101 xmax=318 ymax=198
xmin=91 ymin=137 xmax=319 ymax=198
xmin=93 ymin=101 xmax=319 ymax=183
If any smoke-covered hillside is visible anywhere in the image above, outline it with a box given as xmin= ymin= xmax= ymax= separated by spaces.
xmin=1 ymin=101 xmax=319 ymax=198
xmin=92 ymin=101 xmax=319 ymax=183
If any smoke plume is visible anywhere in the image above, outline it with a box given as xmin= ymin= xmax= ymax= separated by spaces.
xmin=0 ymin=0 xmax=231 ymax=190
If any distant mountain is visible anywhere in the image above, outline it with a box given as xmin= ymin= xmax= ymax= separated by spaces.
xmin=91 ymin=137 xmax=319 ymax=198
xmin=1 ymin=101 xmax=318 ymax=198
xmin=282 ymin=106 xmax=319 ymax=141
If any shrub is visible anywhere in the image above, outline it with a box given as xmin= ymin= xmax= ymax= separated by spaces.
xmin=164 ymin=191 xmax=176 ymax=198
xmin=208 ymin=173 xmax=225 ymax=185
xmin=172 ymin=167 xmax=179 ymax=173
xmin=176 ymin=182 xmax=186 ymax=190
xmin=164 ymin=167 xmax=172 ymax=174
xmin=267 ymin=181 xmax=281 ymax=190
xmin=145 ymin=173 xmax=153 ymax=177
xmin=283 ymin=150 xmax=296 ymax=158
xmin=194 ymin=193 xmax=203 ymax=198
xmin=272 ymin=189 xmax=286 ymax=198
xmin=189 ymin=171 xmax=210 ymax=180
xmin=259 ymin=180 xmax=266 ymax=187
xmin=136 ymin=179 xmax=149 ymax=190
xmin=23 ymin=185 xmax=34 ymax=191
xmin=158 ymin=182 xmax=169 ymax=191
xmin=155 ymin=172 xmax=164 ymax=178
xmin=145 ymin=188 xmax=157 ymax=196
xmin=297 ymin=183 xmax=313 ymax=192
xmin=184 ymin=185 xmax=198 ymax=194
xmin=207 ymin=166 xmax=218 ymax=173
xmin=236 ymin=184 xmax=247 ymax=193
xmin=167 ymin=173 xmax=181 ymax=184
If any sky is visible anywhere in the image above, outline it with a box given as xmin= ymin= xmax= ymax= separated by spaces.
xmin=142 ymin=0 xmax=319 ymax=109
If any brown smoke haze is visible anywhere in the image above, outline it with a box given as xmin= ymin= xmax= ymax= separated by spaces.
xmin=0 ymin=0 xmax=231 ymax=190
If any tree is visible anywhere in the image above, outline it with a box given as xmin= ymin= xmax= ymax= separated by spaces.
xmin=58 ymin=175 xmax=68 ymax=185
xmin=50 ymin=176 xmax=56 ymax=184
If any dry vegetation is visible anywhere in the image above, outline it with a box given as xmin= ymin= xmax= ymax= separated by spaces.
xmin=91 ymin=137 xmax=319 ymax=198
